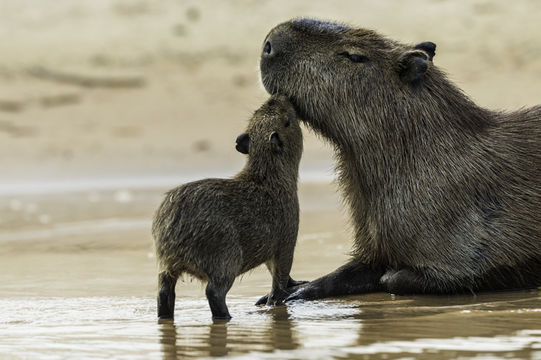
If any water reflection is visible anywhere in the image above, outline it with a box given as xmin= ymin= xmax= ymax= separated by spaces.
xmin=156 ymin=291 xmax=541 ymax=359
xmin=158 ymin=320 xmax=178 ymax=360
xmin=267 ymin=306 xmax=299 ymax=350
xmin=346 ymin=291 xmax=541 ymax=359
xmin=207 ymin=321 xmax=229 ymax=357
xmin=158 ymin=305 xmax=300 ymax=359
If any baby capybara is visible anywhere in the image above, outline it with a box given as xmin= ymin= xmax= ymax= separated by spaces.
xmin=152 ymin=95 xmax=303 ymax=319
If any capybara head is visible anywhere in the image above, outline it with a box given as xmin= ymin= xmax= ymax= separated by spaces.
xmin=260 ymin=18 xmax=439 ymax=142
xmin=235 ymin=95 xmax=302 ymax=168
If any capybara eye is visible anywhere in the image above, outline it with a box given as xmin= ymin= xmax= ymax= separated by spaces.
xmin=338 ymin=51 xmax=370 ymax=63
xmin=285 ymin=120 xmax=291 ymax=128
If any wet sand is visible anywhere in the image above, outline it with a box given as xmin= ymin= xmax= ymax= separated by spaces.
xmin=1 ymin=181 xmax=540 ymax=359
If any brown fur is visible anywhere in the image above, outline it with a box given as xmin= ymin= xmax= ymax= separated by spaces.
xmin=259 ymin=18 xmax=540 ymax=298
xmin=152 ymin=95 xmax=303 ymax=319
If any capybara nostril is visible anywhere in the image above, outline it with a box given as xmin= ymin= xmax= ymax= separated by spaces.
xmin=263 ymin=40 xmax=272 ymax=56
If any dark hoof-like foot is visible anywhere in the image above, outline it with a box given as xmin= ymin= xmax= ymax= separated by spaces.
xmin=212 ymin=315 xmax=232 ymax=322
xmin=256 ymin=293 xmax=290 ymax=306
xmin=157 ymin=317 xmax=174 ymax=324
xmin=255 ymin=277 xmax=309 ymax=306
xmin=285 ymin=282 xmax=324 ymax=301
xmin=266 ymin=291 xmax=288 ymax=306
xmin=266 ymin=298 xmax=285 ymax=306
xmin=256 ymin=287 xmax=300 ymax=306
xmin=255 ymin=294 xmax=269 ymax=306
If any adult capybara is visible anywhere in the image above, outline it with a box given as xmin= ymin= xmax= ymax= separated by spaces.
xmin=152 ymin=95 xmax=304 ymax=319
xmin=258 ymin=18 xmax=540 ymax=300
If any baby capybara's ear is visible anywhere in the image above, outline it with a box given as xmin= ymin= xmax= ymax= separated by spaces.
xmin=269 ymin=131 xmax=283 ymax=153
xmin=397 ymin=50 xmax=429 ymax=84
xmin=236 ymin=133 xmax=250 ymax=154
xmin=414 ymin=42 xmax=436 ymax=61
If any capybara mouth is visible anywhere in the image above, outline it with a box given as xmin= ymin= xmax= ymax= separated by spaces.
xmin=260 ymin=68 xmax=278 ymax=95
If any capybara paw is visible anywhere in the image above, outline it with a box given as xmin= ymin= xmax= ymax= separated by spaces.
xmin=266 ymin=297 xmax=285 ymax=306
xmin=212 ymin=315 xmax=232 ymax=321
xmin=257 ymin=293 xmax=286 ymax=306
xmin=255 ymin=293 xmax=269 ymax=306
xmin=266 ymin=292 xmax=287 ymax=306
xmin=257 ymin=284 xmax=302 ymax=306
xmin=285 ymin=284 xmax=319 ymax=302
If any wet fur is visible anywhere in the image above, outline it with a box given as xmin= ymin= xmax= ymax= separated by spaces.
xmin=260 ymin=18 xmax=540 ymax=297
xmin=153 ymin=96 xmax=303 ymax=319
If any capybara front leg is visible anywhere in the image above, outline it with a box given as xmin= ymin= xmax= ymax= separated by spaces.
xmin=206 ymin=277 xmax=234 ymax=320
xmin=158 ymin=272 xmax=177 ymax=319
xmin=266 ymin=250 xmax=298 ymax=306
xmin=286 ymin=260 xmax=385 ymax=301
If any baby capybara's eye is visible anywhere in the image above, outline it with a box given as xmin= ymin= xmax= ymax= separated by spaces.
xmin=285 ymin=120 xmax=291 ymax=128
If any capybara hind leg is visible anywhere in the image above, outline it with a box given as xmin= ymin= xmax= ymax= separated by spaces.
xmin=285 ymin=260 xmax=385 ymax=301
xmin=158 ymin=272 xmax=177 ymax=319
xmin=206 ymin=278 xmax=234 ymax=320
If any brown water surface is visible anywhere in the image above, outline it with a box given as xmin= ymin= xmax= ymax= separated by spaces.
xmin=0 ymin=181 xmax=539 ymax=359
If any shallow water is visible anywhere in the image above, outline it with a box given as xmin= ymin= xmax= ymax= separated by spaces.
xmin=0 ymin=181 xmax=540 ymax=359
xmin=1 ymin=290 xmax=540 ymax=359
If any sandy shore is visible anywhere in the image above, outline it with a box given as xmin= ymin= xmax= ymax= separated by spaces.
xmin=1 ymin=191 xmax=540 ymax=360
xmin=1 ymin=182 xmax=539 ymax=359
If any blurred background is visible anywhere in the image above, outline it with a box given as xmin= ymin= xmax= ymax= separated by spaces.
xmin=1 ymin=0 xmax=540 ymax=184
xmin=0 ymin=1 xmax=540 ymax=358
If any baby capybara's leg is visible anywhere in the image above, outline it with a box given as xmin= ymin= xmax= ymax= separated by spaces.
xmin=158 ymin=272 xmax=178 ymax=319
xmin=205 ymin=277 xmax=235 ymax=320
xmin=254 ymin=275 xmax=308 ymax=305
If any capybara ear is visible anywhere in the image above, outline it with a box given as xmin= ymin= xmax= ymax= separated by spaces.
xmin=269 ymin=131 xmax=283 ymax=153
xmin=414 ymin=42 xmax=436 ymax=61
xmin=397 ymin=50 xmax=429 ymax=84
xmin=235 ymin=133 xmax=250 ymax=154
